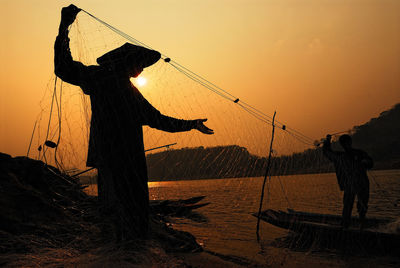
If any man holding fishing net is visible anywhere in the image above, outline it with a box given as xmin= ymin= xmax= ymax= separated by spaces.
xmin=54 ymin=5 xmax=213 ymax=240
xmin=323 ymin=134 xmax=373 ymax=229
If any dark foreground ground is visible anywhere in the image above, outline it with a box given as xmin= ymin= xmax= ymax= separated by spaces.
xmin=2 ymin=153 xmax=400 ymax=267
xmin=0 ymin=153 xmax=259 ymax=267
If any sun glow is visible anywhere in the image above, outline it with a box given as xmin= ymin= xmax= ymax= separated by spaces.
xmin=135 ymin=76 xmax=147 ymax=87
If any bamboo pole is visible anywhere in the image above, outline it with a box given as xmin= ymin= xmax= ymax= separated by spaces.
xmin=256 ymin=111 xmax=276 ymax=241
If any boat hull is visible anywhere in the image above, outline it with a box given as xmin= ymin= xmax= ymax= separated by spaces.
xmin=254 ymin=209 xmax=400 ymax=253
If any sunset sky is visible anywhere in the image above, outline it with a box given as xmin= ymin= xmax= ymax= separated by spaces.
xmin=1 ymin=0 xmax=399 ymax=158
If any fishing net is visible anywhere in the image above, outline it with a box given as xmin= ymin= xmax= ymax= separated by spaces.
xmin=29 ymin=10 xmax=400 ymax=264
xmin=34 ymin=11 xmax=319 ymax=176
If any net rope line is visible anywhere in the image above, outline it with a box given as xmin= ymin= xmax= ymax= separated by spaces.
xmin=80 ymin=9 xmax=315 ymax=147
xmin=41 ymin=77 xmax=64 ymax=169
xmin=42 ymin=77 xmax=58 ymax=164
xmin=368 ymin=170 xmax=398 ymax=207
xmin=53 ymin=80 xmax=63 ymax=170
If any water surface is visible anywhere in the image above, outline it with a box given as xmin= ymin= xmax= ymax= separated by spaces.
xmin=86 ymin=170 xmax=400 ymax=266
xmin=148 ymin=170 xmax=400 ymax=266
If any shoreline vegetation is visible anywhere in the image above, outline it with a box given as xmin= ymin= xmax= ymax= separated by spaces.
xmin=146 ymin=103 xmax=399 ymax=181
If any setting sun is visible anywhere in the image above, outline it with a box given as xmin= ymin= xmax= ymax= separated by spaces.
xmin=136 ymin=76 xmax=147 ymax=87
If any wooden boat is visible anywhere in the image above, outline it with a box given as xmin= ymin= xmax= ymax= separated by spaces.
xmin=254 ymin=209 xmax=400 ymax=252
xmin=150 ymin=195 xmax=209 ymax=216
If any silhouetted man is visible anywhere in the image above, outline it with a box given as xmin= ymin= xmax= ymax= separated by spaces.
xmin=323 ymin=134 xmax=373 ymax=229
xmin=54 ymin=5 xmax=213 ymax=240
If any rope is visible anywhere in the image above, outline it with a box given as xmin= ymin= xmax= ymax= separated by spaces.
xmin=369 ymin=170 xmax=398 ymax=207
xmin=26 ymin=120 xmax=37 ymax=157
xmin=82 ymin=10 xmax=153 ymax=51
xmin=42 ymin=77 xmax=58 ymax=164
xmin=277 ymin=175 xmax=292 ymax=208
xmin=169 ymin=63 xmax=235 ymax=102
xmin=54 ymin=80 xmax=63 ymax=170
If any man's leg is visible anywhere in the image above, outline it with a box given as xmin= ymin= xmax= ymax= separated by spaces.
xmin=96 ymin=165 xmax=121 ymax=240
xmin=342 ymin=190 xmax=355 ymax=228
xmin=97 ymin=166 xmax=115 ymax=209
xmin=109 ymin=161 xmax=149 ymax=240
xmin=357 ymin=181 xmax=370 ymax=229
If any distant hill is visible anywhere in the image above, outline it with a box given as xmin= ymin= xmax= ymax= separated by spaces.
xmin=146 ymin=103 xmax=400 ymax=181
xmin=147 ymin=145 xmax=265 ymax=181
xmin=351 ymin=103 xmax=400 ymax=169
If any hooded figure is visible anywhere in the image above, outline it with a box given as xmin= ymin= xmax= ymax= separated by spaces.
xmin=54 ymin=5 xmax=213 ymax=240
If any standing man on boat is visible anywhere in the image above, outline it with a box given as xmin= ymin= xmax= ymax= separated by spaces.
xmin=54 ymin=5 xmax=213 ymax=240
xmin=323 ymin=134 xmax=373 ymax=229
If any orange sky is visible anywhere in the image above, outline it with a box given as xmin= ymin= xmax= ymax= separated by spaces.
xmin=1 ymin=0 xmax=399 ymax=158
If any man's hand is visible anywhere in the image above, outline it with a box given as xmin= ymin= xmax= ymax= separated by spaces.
xmin=323 ymin=134 xmax=332 ymax=147
xmin=195 ymin=119 xmax=214 ymax=135
xmin=61 ymin=4 xmax=81 ymax=27
xmin=326 ymin=134 xmax=332 ymax=141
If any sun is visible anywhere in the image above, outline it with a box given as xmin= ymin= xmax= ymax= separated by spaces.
xmin=136 ymin=76 xmax=147 ymax=87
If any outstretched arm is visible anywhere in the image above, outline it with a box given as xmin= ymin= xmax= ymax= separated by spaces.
xmin=322 ymin=134 xmax=339 ymax=162
xmin=137 ymin=91 xmax=213 ymax=134
xmin=54 ymin=5 xmax=94 ymax=92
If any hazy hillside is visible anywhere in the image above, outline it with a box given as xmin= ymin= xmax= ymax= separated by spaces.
xmin=146 ymin=103 xmax=400 ymax=181
xmin=351 ymin=103 xmax=400 ymax=169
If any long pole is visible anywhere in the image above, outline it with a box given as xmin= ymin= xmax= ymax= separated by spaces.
xmin=256 ymin=111 xmax=276 ymax=241
xmin=71 ymin=143 xmax=177 ymax=177
xmin=142 ymin=142 xmax=177 ymax=153
xmin=26 ymin=120 xmax=37 ymax=157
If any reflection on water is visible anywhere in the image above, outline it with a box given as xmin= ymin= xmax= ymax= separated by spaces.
xmin=85 ymin=170 xmax=400 ymax=265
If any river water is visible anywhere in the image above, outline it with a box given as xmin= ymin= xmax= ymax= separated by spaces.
xmin=86 ymin=170 xmax=400 ymax=267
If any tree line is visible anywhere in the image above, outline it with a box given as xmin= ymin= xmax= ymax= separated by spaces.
xmin=146 ymin=103 xmax=400 ymax=181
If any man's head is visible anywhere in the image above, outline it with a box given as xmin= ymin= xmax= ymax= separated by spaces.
xmin=339 ymin=134 xmax=352 ymax=151
xmin=97 ymin=43 xmax=161 ymax=77
xmin=124 ymin=53 xmax=143 ymax=78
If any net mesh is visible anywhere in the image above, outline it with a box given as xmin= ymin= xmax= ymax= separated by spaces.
xmin=34 ymin=12 xmax=317 ymax=178
xmin=29 ymin=11 xmax=400 ymax=263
